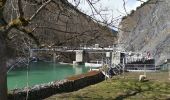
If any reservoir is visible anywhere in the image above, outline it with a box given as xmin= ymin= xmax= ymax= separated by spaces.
xmin=7 ymin=62 xmax=89 ymax=90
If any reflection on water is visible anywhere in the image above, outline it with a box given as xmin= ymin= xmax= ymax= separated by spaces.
xmin=7 ymin=62 xmax=89 ymax=90
xmin=73 ymin=65 xmax=84 ymax=75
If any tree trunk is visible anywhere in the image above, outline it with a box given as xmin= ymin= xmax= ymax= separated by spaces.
xmin=0 ymin=33 xmax=7 ymax=100
xmin=0 ymin=58 xmax=7 ymax=100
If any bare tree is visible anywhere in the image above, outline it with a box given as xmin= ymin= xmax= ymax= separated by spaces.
xmin=0 ymin=0 xmax=115 ymax=99
xmin=0 ymin=0 xmax=58 ymax=99
xmin=0 ymin=0 xmax=146 ymax=99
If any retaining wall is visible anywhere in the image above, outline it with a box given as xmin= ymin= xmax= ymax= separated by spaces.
xmin=8 ymin=71 xmax=104 ymax=100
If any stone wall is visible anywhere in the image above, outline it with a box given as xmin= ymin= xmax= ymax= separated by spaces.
xmin=8 ymin=71 xmax=104 ymax=100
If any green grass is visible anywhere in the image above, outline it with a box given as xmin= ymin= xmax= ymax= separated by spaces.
xmin=45 ymin=72 xmax=170 ymax=100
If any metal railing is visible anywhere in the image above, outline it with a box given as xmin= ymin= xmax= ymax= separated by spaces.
xmin=30 ymin=46 xmax=121 ymax=52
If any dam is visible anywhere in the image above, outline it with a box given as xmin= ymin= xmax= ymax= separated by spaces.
xmin=7 ymin=45 xmax=157 ymax=90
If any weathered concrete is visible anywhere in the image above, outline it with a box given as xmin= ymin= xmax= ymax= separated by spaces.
xmin=53 ymin=53 xmax=56 ymax=62
xmin=75 ymin=50 xmax=83 ymax=62
xmin=73 ymin=50 xmax=84 ymax=65
xmin=111 ymin=52 xmax=121 ymax=65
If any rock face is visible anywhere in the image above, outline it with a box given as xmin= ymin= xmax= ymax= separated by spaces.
xmin=119 ymin=0 xmax=170 ymax=65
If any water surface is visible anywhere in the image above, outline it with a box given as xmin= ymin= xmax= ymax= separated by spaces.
xmin=7 ymin=62 xmax=89 ymax=90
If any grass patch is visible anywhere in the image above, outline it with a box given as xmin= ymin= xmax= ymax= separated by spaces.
xmin=46 ymin=73 xmax=170 ymax=100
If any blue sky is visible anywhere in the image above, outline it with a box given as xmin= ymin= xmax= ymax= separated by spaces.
xmin=68 ymin=0 xmax=148 ymax=27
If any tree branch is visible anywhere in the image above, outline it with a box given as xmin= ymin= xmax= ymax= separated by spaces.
xmin=18 ymin=0 xmax=24 ymax=18
xmin=16 ymin=27 xmax=40 ymax=46
xmin=29 ymin=0 xmax=52 ymax=21
xmin=123 ymin=0 xmax=128 ymax=15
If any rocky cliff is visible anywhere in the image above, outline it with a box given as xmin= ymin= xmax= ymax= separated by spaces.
xmin=119 ymin=0 xmax=170 ymax=65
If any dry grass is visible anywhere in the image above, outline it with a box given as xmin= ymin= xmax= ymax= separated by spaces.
xmin=45 ymin=71 xmax=170 ymax=100
xmin=123 ymin=71 xmax=170 ymax=82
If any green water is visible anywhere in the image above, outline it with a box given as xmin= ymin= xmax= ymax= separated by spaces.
xmin=7 ymin=62 xmax=89 ymax=90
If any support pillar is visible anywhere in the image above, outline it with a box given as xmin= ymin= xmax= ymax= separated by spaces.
xmin=111 ymin=51 xmax=121 ymax=65
xmin=73 ymin=50 xmax=84 ymax=65
xmin=53 ymin=53 xmax=56 ymax=62
xmin=76 ymin=50 xmax=83 ymax=62
xmin=106 ymin=52 xmax=111 ymax=67
xmin=30 ymin=49 xmax=34 ymax=58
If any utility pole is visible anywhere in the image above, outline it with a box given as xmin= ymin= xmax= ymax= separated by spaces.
xmin=123 ymin=58 xmax=125 ymax=78
xmin=142 ymin=57 xmax=146 ymax=76
xmin=144 ymin=64 xmax=146 ymax=76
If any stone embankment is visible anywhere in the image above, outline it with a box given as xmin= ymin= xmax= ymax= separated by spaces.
xmin=8 ymin=71 xmax=104 ymax=100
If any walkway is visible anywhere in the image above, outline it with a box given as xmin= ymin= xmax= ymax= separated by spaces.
xmin=30 ymin=46 xmax=121 ymax=53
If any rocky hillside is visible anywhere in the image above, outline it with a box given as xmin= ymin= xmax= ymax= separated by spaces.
xmin=2 ymin=0 xmax=117 ymax=63
xmin=4 ymin=0 xmax=116 ymax=50
xmin=119 ymin=0 xmax=170 ymax=65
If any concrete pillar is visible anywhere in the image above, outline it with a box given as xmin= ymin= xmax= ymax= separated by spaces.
xmin=111 ymin=51 xmax=121 ymax=65
xmin=106 ymin=52 xmax=111 ymax=58
xmin=106 ymin=52 xmax=111 ymax=67
xmin=76 ymin=50 xmax=83 ymax=62
xmin=30 ymin=49 xmax=34 ymax=58
xmin=53 ymin=53 xmax=56 ymax=62
xmin=73 ymin=50 xmax=84 ymax=65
